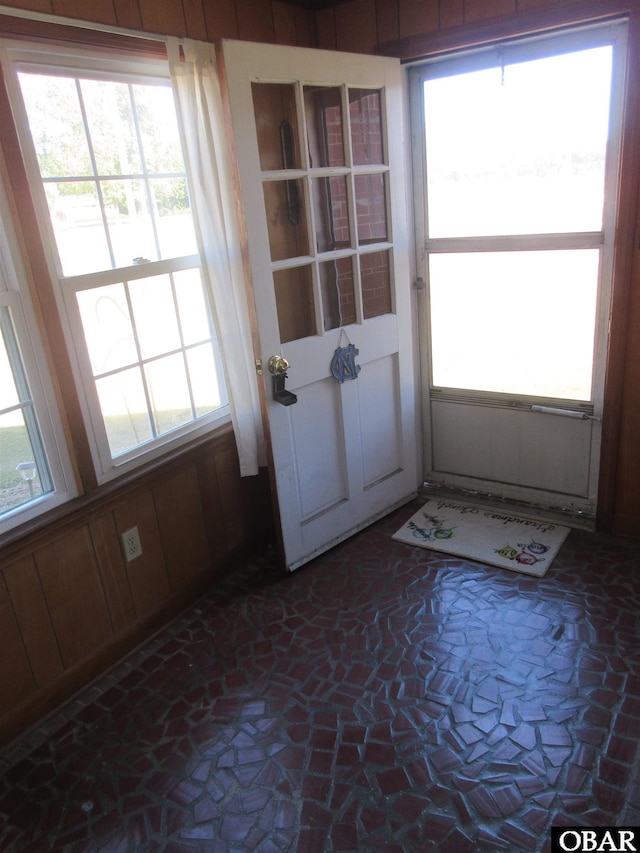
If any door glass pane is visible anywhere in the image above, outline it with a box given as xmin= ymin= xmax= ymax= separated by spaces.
xmin=349 ymin=89 xmax=384 ymax=166
xmin=429 ymin=250 xmax=599 ymax=399
xmin=361 ymin=250 xmax=392 ymax=319
xmin=355 ymin=173 xmax=387 ymax=244
xmin=424 ymin=46 xmax=613 ymax=238
xmin=305 ymin=86 xmax=345 ymax=167
xmin=274 ymin=265 xmax=316 ymax=343
xmin=263 ymin=180 xmax=309 ymax=261
xmin=252 ymin=83 xmax=300 ymax=171
xmin=320 ymin=257 xmax=356 ymax=330
xmin=312 ymin=177 xmax=351 ymax=252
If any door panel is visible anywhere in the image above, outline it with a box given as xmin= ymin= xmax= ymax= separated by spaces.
xmin=358 ymin=354 xmax=402 ymax=488
xmin=221 ymin=40 xmax=419 ymax=570
xmin=291 ymin=380 xmax=348 ymax=522
xmin=431 ymin=402 xmax=593 ymax=497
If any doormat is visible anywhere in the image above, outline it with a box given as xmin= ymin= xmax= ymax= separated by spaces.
xmin=392 ymin=498 xmax=570 ymax=577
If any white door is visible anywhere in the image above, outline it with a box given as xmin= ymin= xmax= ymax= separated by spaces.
xmin=221 ymin=40 xmax=419 ymax=571
xmin=409 ymin=22 xmax=627 ymax=517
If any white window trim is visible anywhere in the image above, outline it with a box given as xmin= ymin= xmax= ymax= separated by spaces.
xmin=61 ymin=257 xmax=230 ymax=481
xmin=0 ymin=40 xmax=231 ymax=485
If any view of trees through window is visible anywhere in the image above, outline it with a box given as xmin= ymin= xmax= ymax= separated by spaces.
xmin=12 ymin=66 xmax=228 ymax=472
xmin=18 ymin=72 xmax=197 ymax=276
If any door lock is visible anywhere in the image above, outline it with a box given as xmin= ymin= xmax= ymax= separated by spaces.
xmin=267 ymin=355 xmax=297 ymax=406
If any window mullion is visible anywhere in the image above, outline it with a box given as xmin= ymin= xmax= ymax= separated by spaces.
xmin=74 ymin=78 xmax=116 ymax=269
xmin=169 ymin=270 xmax=197 ymax=421
xmin=122 ymin=279 xmax=158 ymax=441
xmin=128 ymin=83 xmax=162 ymax=261
xmin=0 ymin=304 xmax=30 ymax=401
xmin=22 ymin=401 xmax=53 ymax=493
xmin=182 ymin=348 xmax=197 ymax=422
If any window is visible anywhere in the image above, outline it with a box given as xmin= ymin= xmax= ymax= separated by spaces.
xmin=0 ymin=177 xmax=75 ymax=533
xmin=2 ymin=43 xmax=229 ymax=483
xmin=411 ymin=22 xmax=625 ymax=410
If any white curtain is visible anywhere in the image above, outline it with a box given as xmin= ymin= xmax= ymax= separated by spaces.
xmin=167 ymin=37 xmax=265 ymax=476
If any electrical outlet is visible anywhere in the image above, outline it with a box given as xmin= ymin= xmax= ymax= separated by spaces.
xmin=121 ymin=526 xmax=142 ymax=562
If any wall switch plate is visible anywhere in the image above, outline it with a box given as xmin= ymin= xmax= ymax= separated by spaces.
xmin=121 ymin=526 xmax=142 ymax=562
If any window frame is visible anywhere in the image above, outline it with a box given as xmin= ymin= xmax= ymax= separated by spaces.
xmin=1 ymin=40 xmax=231 ymax=484
xmin=0 ymin=169 xmax=76 ymax=534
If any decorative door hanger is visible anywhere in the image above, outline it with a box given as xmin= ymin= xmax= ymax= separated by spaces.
xmin=331 ymin=330 xmax=361 ymax=384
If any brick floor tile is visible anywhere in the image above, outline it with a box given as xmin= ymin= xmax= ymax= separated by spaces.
xmin=1 ymin=501 xmax=639 ymax=851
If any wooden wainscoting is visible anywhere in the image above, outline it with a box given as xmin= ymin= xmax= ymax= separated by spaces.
xmin=0 ymin=425 xmax=273 ymax=749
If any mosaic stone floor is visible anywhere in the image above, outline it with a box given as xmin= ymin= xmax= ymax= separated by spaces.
xmin=1 ymin=499 xmax=639 ymax=852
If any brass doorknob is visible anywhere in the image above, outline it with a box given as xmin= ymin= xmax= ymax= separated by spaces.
xmin=268 ymin=355 xmax=290 ymax=375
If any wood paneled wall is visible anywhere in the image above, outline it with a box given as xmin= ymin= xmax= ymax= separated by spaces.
xmin=314 ymin=0 xmax=634 ymax=55
xmin=315 ymin=0 xmax=508 ymax=54
xmin=0 ymin=427 xmax=272 ymax=748
xmin=0 ymin=0 xmax=315 ymax=46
